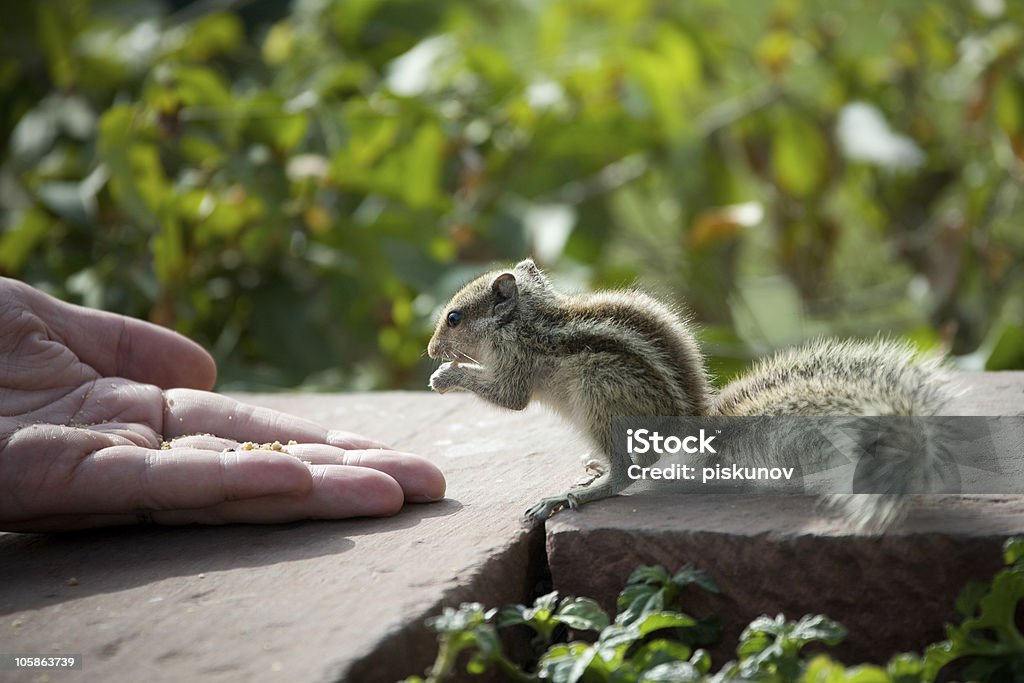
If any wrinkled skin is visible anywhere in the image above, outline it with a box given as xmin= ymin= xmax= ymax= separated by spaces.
xmin=0 ymin=278 xmax=445 ymax=532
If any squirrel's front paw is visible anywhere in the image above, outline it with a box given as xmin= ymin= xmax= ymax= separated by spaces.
xmin=429 ymin=362 xmax=462 ymax=394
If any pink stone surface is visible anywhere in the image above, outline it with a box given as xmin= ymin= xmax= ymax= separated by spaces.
xmin=0 ymin=392 xmax=578 ymax=683
xmin=1 ymin=373 xmax=1022 ymax=681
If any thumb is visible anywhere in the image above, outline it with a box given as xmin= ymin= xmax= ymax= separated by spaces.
xmin=22 ymin=281 xmax=218 ymax=390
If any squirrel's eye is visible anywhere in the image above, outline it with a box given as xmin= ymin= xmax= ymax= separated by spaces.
xmin=446 ymin=310 xmax=463 ymax=328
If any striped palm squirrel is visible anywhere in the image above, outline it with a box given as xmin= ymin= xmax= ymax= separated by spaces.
xmin=427 ymin=259 xmax=954 ymax=528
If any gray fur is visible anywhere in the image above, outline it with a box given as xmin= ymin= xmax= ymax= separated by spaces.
xmin=428 ymin=260 xmax=955 ymax=529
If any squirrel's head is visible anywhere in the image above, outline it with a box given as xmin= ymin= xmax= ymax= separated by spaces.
xmin=427 ymin=258 xmax=554 ymax=363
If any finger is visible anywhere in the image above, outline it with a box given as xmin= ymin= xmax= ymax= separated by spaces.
xmin=149 ymin=464 xmax=406 ymax=524
xmin=163 ymin=434 xmax=239 ymax=451
xmin=163 ymin=389 xmax=389 ymax=449
xmin=326 ymin=430 xmax=390 ymax=450
xmin=0 ymin=464 xmax=406 ymax=531
xmin=82 ymin=421 xmax=161 ymax=448
xmin=286 ymin=445 xmax=446 ymax=503
xmin=47 ymin=446 xmax=313 ymax=516
xmin=23 ymin=282 xmax=217 ymax=390
xmin=165 ymin=434 xmax=304 ymax=458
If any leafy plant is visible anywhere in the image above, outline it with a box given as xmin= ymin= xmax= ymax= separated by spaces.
xmin=405 ymin=538 xmax=1024 ymax=683
xmin=404 ymin=564 xmax=719 ymax=683
xmin=923 ymin=538 xmax=1024 ymax=682
xmin=3 ymin=1 xmax=1023 ymax=391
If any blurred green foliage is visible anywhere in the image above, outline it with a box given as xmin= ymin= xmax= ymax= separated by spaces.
xmin=1 ymin=0 xmax=1023 ymax=390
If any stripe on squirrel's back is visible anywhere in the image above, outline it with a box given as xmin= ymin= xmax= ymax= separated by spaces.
xmin=556 ymin=292 xmax=708 ymax=414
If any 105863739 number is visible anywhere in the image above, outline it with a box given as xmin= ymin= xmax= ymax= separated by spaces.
xmin=1 ymin=654 xmax=82 ymax=669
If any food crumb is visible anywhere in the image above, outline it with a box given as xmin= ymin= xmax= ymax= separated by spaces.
xmin=239 ymin=440 xmax=291 ymax=453
xmin=66 ymin=577 xmax=78 ymax=586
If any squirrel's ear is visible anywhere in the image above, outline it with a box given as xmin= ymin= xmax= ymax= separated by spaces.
xmin=492 ymin=272 xmax=518 ymax=300
xmin=491 ymin=272 xmax=518 ymax=315
xmin=516 ymin=258 xmax=538 ymax=273
xmin=515 ymin=258 xmax=550 ymax=287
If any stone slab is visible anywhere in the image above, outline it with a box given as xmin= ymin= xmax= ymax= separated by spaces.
xmin=0 ymin=392 xmax=582 ymax=683
xmin=3 ymin=372 xmax=1023 ymax=682
xmin=546 ymin=372 xmax=1024 ymax=664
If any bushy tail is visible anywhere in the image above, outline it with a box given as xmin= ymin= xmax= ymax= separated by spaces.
xmin=714 ymin=338 xmax=961 ymax=531
xmin=822 ymin=414 xmax=964 ymax=530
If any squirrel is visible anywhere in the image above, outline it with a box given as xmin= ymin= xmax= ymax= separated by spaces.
xmin=427 ymin=259 xmax=955 ymax=528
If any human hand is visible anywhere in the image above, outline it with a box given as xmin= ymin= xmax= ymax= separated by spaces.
xmin=0 ymin=278 xmax=445 ymax=532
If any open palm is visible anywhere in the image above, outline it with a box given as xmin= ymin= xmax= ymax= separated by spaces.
xmin=0 ymin=278 xmax=444 ymax=532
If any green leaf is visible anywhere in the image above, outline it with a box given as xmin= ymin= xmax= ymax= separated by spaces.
xmin=626 ymin=25 xmax=701 ymax=138
xmin=631 ymin=639 xmax=693 ymax=672
xmin=842 ymin=665 xmax=892 ymax=682
xmin=97 ymin=105 xmax=168 ymax=230
xmin=567 ymin=646 xmax=601 ymax=683
xmin=1005 ymin=538 xmax=1024 ymax=567
xmin=175 ymin=12 xmax=244 ymax=61
xmin=36 ymin=181 xmax=92 ymax=225
xmin=467 ymin=626 xmax=502 ymax=674
xmin=635 ymin=612 xmax=699 ymax=639
xmin=627 ymin=565 xmax=671 ymax=587
xmin=498 ymin=604 xmax=530 ymax=628
xmin=689 ymin=649 xmax=712 ymax=675
xmin=995 ymin=74 xmax=1024 ymax=136
xmin=639 ymin=661 xmax=702 ymax=682
xmin=539 ymin=643 xmax=597 ymax=683
xmin=923 ymin=551 xmax=1024 ymax=681
xmin=151 ymin=64 xmax=233 ymax=110
xmin=426 ymin=603 xmax=490 ymax=634
xmin=152 ymin=205 xmax=185 ymax=285
xmin=554 ymin=597 xmax=611 ymax=633
xmin=921 ymin=642 xmax=958 ymax=682
xmin=499 ymin=591 xmax=561 ymax=641
xmin=986 ymin=324 xmax=1024 ymax=371
xmin=35 ymin=3 xmax=73 ymax=88
xmin=772 ymin=112 xmax=829 ymax=197
xmin=598 ymin=611 xmax=697 ymax=664
xmin=402 ymin=121 xmax=445 ymax=209
xmin=955 ymin=580 xmax=989 ymax=617
xmin=617 ymin=565 xmax=671 ymax=625
xmin=741 ymin=614 xmax=787 ymax=643
xmin=886 ymin=652 xmax=924 ymax=683
xmin=800 ymin=655 xmax=850 ymax=682
xmin=262 ymin=21 xmax=295 ymax=65
xmin=331 ymin=0 xmax=382 ymax=45
xmin=0 ymin=207 xmax=51 ymax=273
xmin=790 ymin=615 xmax=847 ymax=645
xmin=739 ymin=614 xmax=846 ymax=679
xmin=528 ymin=590 xmax=560 ymax=617
xmin=672 ymin=565 xmax=720 ymax=594
xmin=9 ymin=99 xmax=57 ymax=162
xmin=244 ymin=93 xmax=309 ymax=152
xmin=616 ymin=584 xmax=665 ymax=627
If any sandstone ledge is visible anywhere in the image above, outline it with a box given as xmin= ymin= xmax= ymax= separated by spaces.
xmin=0 ymin=372 xmax=1021 ymax=681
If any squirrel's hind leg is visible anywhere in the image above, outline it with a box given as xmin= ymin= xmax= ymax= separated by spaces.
xmin=523 ymin=472 xmax=626 ymax=522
